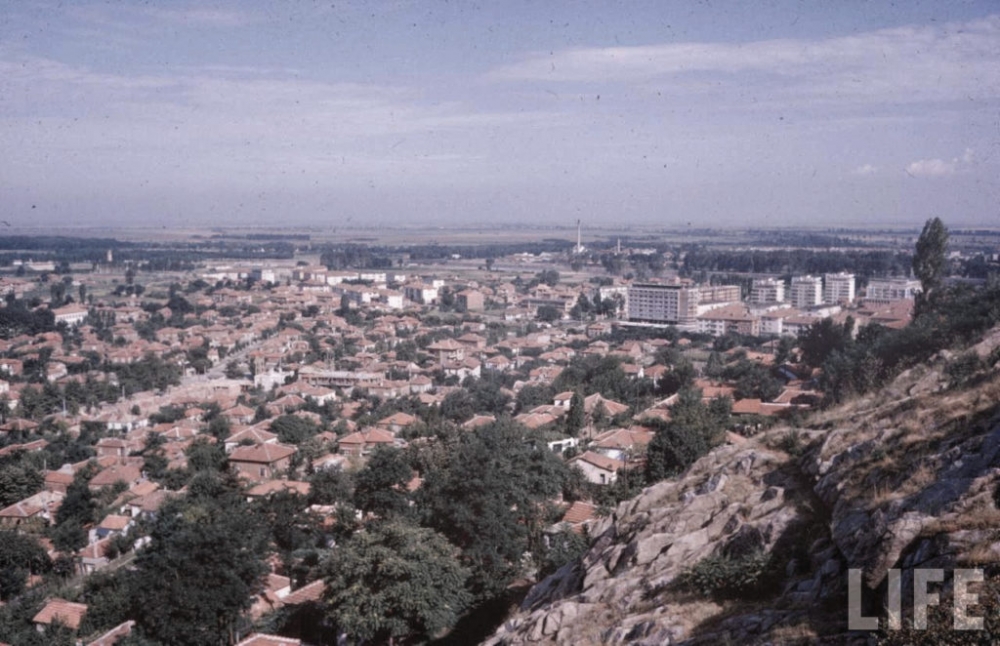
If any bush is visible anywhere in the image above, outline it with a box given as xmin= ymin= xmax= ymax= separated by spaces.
xmin=678 ymin=551 xmax=777 ymax=600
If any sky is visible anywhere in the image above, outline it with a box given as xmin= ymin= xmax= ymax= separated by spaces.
xmin=1 ymin=1 xmax=999 ymax=230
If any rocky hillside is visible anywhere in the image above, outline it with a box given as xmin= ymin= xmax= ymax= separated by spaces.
xmin=486 ymin=328 xmax=1000 ymax=645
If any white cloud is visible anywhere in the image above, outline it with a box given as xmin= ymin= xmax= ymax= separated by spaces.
xmin=906 ymin=158 xmax=956 ymax=177
xmin=905 ymin=148 xmax=976 ymax=177
xmin=489 ymin=16 xmax=1000 ymax=107
xmin=853 ymin=164 xmax=878 ymax=176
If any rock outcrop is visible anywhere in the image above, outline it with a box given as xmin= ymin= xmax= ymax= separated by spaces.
xmin=487 ymin=334 xmax=1000 ymax=644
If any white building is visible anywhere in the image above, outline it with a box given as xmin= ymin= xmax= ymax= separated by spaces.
xmin=627 ymin=283 xmax=696 ymax=325
xmin=790 ymin=276 xmax=823 ymax=309
xmin=865 ymin=277 xmax=922 ymax=303
xmin=403 ymin=283 xmax=438 ymax=305
xmin=750 ymin=278 xmax=785 ymax=305
xmin=824 ymin=272 xmax=856 ymax=304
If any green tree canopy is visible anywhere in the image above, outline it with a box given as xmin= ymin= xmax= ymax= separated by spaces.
xmin=418 ymin=420 xmax=569 ymax=598
xmin=322 ymin=521 xmax=471 ymax=644
xmin=129 ymin=489 xmax=269 ymax=646
xmin=913 ymin=217 xmax=950 ymax=301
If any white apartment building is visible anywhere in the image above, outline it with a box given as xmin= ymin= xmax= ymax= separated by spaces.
xmin=627 ymin=284 xmax=696 ymax=325
xmin=627 ymin=283 xmax=741 ymax=327
xmin=865 ymin=277 xmax=922 ymax=303
xmin=403 ymin=283 xmax=438 ymax=305
xmin=824 ymin=272 xmax=856 ymax=304
xmin=790 ymin=276 xmax=823 ymax=309
xmin=750 ymin=278 xmax=785 ymax=305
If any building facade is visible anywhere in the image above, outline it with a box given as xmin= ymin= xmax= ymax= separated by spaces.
xmin=824 ymin=272 xmax=856 ymax=304
xmin=790 ymin=276 xmax=823 ymax=309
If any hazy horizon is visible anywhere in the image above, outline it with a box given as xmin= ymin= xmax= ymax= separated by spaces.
xmin=2 ymin=1 xmax=998 ymax=229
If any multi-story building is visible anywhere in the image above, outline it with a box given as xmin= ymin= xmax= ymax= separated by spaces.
xmin=790 ymin=275 xmax=823 ymax=308
xmin=627 ymin=283 xmax=740 ymax=328
xmin=824 ymin=272 xmax=856 ymax=304
xmin=750 ymin=278 xmax=786 ymax=305
xmin=627 ymin=283 xmax=696 ymax=325
xmin=865 ymin=277 xmax=922 ymax=303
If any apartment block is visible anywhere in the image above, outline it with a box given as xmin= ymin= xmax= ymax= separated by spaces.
xmin=824 ymin=272 xmax=856 ymax=304
xmin=750 ymin=278 xmax=786 ymax=305
xmin=790 ymin=275 xmax=823 ymax=308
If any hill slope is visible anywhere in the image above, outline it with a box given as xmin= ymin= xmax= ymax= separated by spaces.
xmin=486 ymin=328 xmax=1000 ymax=645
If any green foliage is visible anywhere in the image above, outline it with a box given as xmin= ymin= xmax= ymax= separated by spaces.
xmin=51 ymin=467 xmax=98 ymax=552
xmin=645 ymin=389 xmax=730 ymax=483
xmin=78 ymin=570 xmax=133 ymax=637
xmin=776 ymin=430 xmax=804 ymax=456
xmin=945 ymin=351 xmax=983 ymax=387
xmin=251 ymin=490 xmax=320 ymax=555
xmin=538 ymin=528 xmax=589 ymax=578
xmin=322 ymin=521 xmax=472 ymax=644
xmin=418 ymin=420 xmax=570 ymax=598
xmin=185 ymin=437 xmax=227 ymax=473
xmin=0 ymin=531 xmax=50 ymax=601
xmin=0 ymin=302 xmax=55 ymax=339
xmin=307 ymin=467 xmax=353 ymax=505
xmin=269 ymin=414 xmax=319 ymax=444
xmin=678 ymin=551 xmax=777 ymax=601
xmin=0 ymin=459 xmax=44 ymax=508
xmin=799 ymin=317 xmax=852 ymax=368
xmin=516 ymin=383 xmax=555 ymax=413
xmin=353 ymin=446 xmax=413 ymax=518
xmin=913 ymin=217 xmax=950 ymax=301
xmin=565 ymin=391 xmax=585 ymax=436
xmin=129 ymin=490 xmax=269 ymax=646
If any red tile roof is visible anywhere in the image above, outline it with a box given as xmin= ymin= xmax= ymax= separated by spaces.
xmin=33 ymin=598 xmax=88 ymax=630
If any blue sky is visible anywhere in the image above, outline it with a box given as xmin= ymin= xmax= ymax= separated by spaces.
xmin=1 ymin=1 xmax=999 ymax=230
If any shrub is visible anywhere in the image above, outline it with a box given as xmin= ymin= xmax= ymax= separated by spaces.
xmin=678 ymin=551 xmax=777 ymax=601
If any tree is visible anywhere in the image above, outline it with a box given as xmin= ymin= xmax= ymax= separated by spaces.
xmin=799 ymin=318 xmax=851 ymax=368
xmin=913 ymin=217 xmax=950 ymax=304
xmin=0 ymin=531 xmax=50 ymax=601
xmin=565 ymin=391 xmax=585 ymax=437
xmin=418 ymin=420 xmax=569 ymax=598
xmin=644 ymin=389 xmax=729 ymax=482
xmin=322 ymin=521 xmax=471 ymax=645
xmin=129 ymin=494 xmax=268 ymax=646
xmin=353 ymin=446 xmax=413 ymax=519
xmin=536 ymin=305 xmax=562 ymax=322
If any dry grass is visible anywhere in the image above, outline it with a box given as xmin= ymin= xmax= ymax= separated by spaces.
xmin=958 ymin=539 xmax=1000 ymax=566
xmin=925 ymin=507 xmax=1000 ymax=535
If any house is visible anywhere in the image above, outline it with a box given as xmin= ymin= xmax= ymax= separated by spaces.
xmin=549 ymin=500 xmax=597 ymax=535
xmin=425 ymin=338 xmax=465 ymax=363
xmin=552 ymin=391 xmax=575 ymax=409
xmin=591 ymin=427 xmax=655 ymax=462
xmin=236 ymin=634 xmax=302 ymax=646
xmin=88 ymin=620 xmax=135 ymax=646
xmin=88 ymin=464 xmax=142 ymax=491
xmin=79 ymin=537 xmax=114 ymax=574
xmin=225 ymin=427 xmax=279 ymax=453
xmin=583 ymin=393 xmax=630 ymax=418
xmin=338 ymin=428 xmax=400 ymax=457
xmin=376 ymin=412 xmax=418 ymax=434
xmin=92 ymin=514 xmax=133 ymax=541
xmin=571 ymin=451 xmax=624 ymax=485
xmin=32 ymin=598 xmax=88 ymax=633
xmin=246 ymin=480 xmax=311 ymax=500
xmin=87 ymin=619 xmax=135 ymax=646
xmin=229 ymin=443 xmax=298 ymax=483
xmin=484 ymin=354 xmax=512 ymax=372
xmin=52 ymin=305 xmax=89 ymax=326
xmin=456 ymin=290 xmax=484 ymax=311
xmin=0 ymin=490 xmax=63 ymax=527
